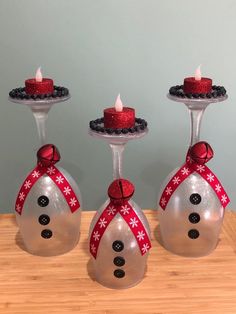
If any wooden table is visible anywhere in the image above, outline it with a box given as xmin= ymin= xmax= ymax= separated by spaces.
xmin=0 ymin=210 xmax=236 ymax=314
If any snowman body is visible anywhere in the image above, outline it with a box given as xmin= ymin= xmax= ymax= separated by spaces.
xmin=158 ymin=169 xmax=224 ymax=257
xmin=89 ymin=199 xmax=150 ymax=289
xmin=16 ymin=166 xmax=81 ymax=256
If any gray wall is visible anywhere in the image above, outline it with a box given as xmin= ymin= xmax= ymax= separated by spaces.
xmin=0 ymin=0 xmax=235 ymax=212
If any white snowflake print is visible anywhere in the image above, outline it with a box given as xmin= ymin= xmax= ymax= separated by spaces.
xmin=129 ymin=217 xmax=139 ymax=228
xmin=15 ymin=204 xmax=21 ymax=212
xmin=172 ymin=176 xmax=180 ymax=185
xmin=98 ymin=218 xmax=107 ymax=228
xmin=207 ymin=173 xmax=215 ymax=182
xmin=221 ymin=194 xmax=228 ymax=204
xmin=63 ymin=186 xmax=71 ymax=195
xmin=137 ymin=230 xmax=145 ymax=241
xmin=69 ymin=197 xmax=77 ymax=207
xmin=181 ymin=167 xmax=190 ymax=176
xmin=93 ymin=231 xmax=100 ymax=241
xmin=215 ymin=183 xmax=222 ymax=193
xmin=56 ymin=175 xmax=64 ymax=184
xmin=32 ymin=170 xmax=40 ymax=178
xmin=107 ymin=206 xmax=116 ymax=215
xmin=196 ymin=165 xmax=205 ymax=173
xmin=24 ymin=180 xmax=32 ymax=189
xmin=47 ymin=166 xmax=56 ymax=175
xmin=90 ymin=243 xmax=96 ymax=254
xmin=160 ymin=197 xmax=167 ymax=207
xmin=165 ymin=186 xmax=172 ymax=196
xmin=19 ymin=192 xmax=25 ymax=201
xmin=141 ymin=243 xmax=150 ymax=254
xmin=120 ymin=205 xmax=130 ymax=215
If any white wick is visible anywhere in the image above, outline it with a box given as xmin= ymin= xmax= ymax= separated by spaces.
xmin=35 ymin=67 xmax=43 ymax=82
xmin=114 ymin=94 xmax=123 ymax=112
xmin=195 ymin=65 xmax=201 ymax=81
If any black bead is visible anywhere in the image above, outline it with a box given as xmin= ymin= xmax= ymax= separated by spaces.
xmin=189 ymin=193 xmax=201 ymax=205
xmin=52 ymin=91 xmax=58 ymax=98
xmin=139 ymin=125 xmax=145 ymax=130
xmin=115 ymin=129 xmax=122 ymax=134
xmin=106 ymin=128 xmax=113 ymax=134
xmin=113 ymin=256 xmax=125 ymax=267
xmin=112 ymin=240 xmax=124 ymax=252
xmin=32 ymin=94 xmax=37 ymax=100
xmin=121 ymin=128 xmax=129 ymax=134
xmin=114 ymin=269 xmax=125 ymax=278
xmin=186 ymin=93 xmax=192 ymax=98
xmin=128 ymin=128 xmax=135 ymax=133
xmin=206 ymin=93 xmax=212 ymax=98
xmin=188 ymin=213 xmax=200 ymax=224
xmin=38 ymin=214 xmax=50 ymax=225
xmin=41 ymin=229 xmax=53 ymax=239
xmin=37 ymin=195 xmax=49 ymax=207
xmin=188 ymin=229 xmax=199 ymax=239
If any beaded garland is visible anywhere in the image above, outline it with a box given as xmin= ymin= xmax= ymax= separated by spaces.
xmin=169 ymin=85 xmax=226 ymax=99
xmin=9 ymin=86 xmax=69 ymax=100
xmin=89 ymin=117 xmax=148 ymax=135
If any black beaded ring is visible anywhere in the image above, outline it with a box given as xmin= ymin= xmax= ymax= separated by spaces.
xmin=89 ymin=117 xmax=148 ymax=135
xmin=9 ymin=86 xmax=69 ymax=100
xmin=169 ymin=85 xmax=227 ymax=99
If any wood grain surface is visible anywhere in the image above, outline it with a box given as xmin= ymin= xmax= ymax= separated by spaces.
xmin=0 ymin=210 xmax=236 ymax=314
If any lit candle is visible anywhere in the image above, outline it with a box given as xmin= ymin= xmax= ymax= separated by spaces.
xmin=183 ymin=66 xmax=212 ymax=94
xmin=25 ymin=67 xmax=54 ymax=95
xmin=103 ymin=95 xmax=135 ymax=129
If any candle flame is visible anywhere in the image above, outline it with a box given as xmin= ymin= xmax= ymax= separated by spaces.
xmin=114 ymin=94 xmax=123 ymax=112
xmin=35 ymin=67 xmax=43 ymax=82
xmin=195 ymin=65 xmax=201 ymax=81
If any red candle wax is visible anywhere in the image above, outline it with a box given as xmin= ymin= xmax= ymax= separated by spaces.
xmin=183 ymin=77 xmax=212 ymax=94
xmin=25 ymin=78 xmax=54 ymax=95
xmin=103 ymin=107 xmax=135 ymax=129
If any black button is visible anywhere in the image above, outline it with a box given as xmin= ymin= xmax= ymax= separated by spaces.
xmin=114 ymin=269 xmax=125 ymax=278
xmin=189 ymin=193 xmax=201 ymax=205
xmin=113 ymin=256 xmax=125 ymax=267
xmin=112 ymin=240 xmax=124 ymax=252
xmin=38 ymin=214 xmax=50 ymax=225
xmin=37 ymin=195 xmax=49 ymax=207
xmin=188 ymin=213 xmax=200 ymax=224
xmin=188 ymin=229 xmax=200 ymax=239
xmin=41 ymin=229 xmax=53 ymax=239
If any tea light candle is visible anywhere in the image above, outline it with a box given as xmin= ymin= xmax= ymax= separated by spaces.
xmin=25 ymin=67 xmax=54 ymax=95
xmin=183 ymin=65 xmax=212 ymax=94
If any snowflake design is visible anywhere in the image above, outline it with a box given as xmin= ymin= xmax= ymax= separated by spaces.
xmin=24 ymin=180 xmax=32 ymax=189
xmin=160 ymin=197 xmax=167 ymax=207
xmin=56 ymin=175 xmax=64 ymax=184
xmin=15 ymin=204 xmax=21 ymax=212
xmin=172 ymin=176 xmax=180 ymax=185
xmin=165 ymin=186 xmax=172 ymax=196
xmin=120 ymin=205 xmax=130 ymax=215
xmin=90 ymin=243 xmax=96 ymax=254
xmin=215 ymin=184 xmax=222 ymax=193
xmin=196 ymin=165 xmax=205 ymax=173
xmin=137 ymin=230 xmax=145 ymax=241
xmin=207 ymin=173 xmax=215 ymax=182
xmin=63 ymin=186 xmax=71 ymax=195
xmin=221 ymin=194 xmax=228 ymax=204
xmin=141 ymin=243 xmax=150 ymax=254
xmin=32 ymin=170 xmax=40 ymax=178
xmin=69 ymin=197 xmax=77 ymax=207
xmin=107 ymin=206 xmax=116 ymax=215
xmin=181 ymin=167 xmax=190 ymax=176
xmin=129 ymin=217 xmax=139 ymax=228
xmin=93 ymin=231 xmax=100 ymax=241
xmin=47 ymin=167 xmax=56 ymax=175
xmin=98 ymin=218 xmax=107 ymax=228
xmin=19 ymin=192 xmax=25 ymax=201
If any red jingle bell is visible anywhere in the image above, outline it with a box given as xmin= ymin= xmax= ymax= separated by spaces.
xmin=37 ymin=144 xmax=61 ymax=167
xmin=189 ymin=141 xmax=214 ymax=165
xmin=108 ymin=179 xmax=135 ymax=202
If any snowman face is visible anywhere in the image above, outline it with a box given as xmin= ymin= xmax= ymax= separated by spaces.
xmin=158 ymin=172 xmax=224 ymax=257
xmin=16 ymin=167 xmax=81 ymax=256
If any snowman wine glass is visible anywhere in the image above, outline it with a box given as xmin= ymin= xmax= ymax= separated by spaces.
xmin=88 ymin=95 xmax=151 ymax=289
xmin=158 ymin=68 xmax=229 ymax=257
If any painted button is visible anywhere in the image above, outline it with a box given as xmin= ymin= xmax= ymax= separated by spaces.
xmin=114 ymin=269 xmax=125 ymax=278
xmin=189 ymin=193 xmax=201 ymax=205
xmin=113 ymin=256 xmax=125 ymax=267
xmin=41 ymin=229 xmax=53 ymax=239
xmin=112 ymin=240 xmax=124 ymax=252
xmin=37 ymin=195 xmax=49 ymax=207
xmin=38 ymin=214 xmax=50 ymax=225
xmin=188 ymin=229 xmax=200 ymax=239
xmin=188 ymin=213 xmax=200 ymax=224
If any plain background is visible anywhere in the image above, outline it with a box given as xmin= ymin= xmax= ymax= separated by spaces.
xmin=0 ymin=0 xmax=235 ymax=213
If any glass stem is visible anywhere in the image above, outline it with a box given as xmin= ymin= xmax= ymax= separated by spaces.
xmin=189 ymin=107 xmax=205 ymax=146
xmin=109 ymin=143 xmax=125 ymax=179
xmin=31 ymin=105 xmax=50 ymax=146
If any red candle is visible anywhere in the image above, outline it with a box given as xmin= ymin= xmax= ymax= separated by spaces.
xmin=183 ymin=66 xmax=212 ymax=94
xmin=25 ymin=67 xmax=54 ymax=95
xmin=103 ymin=95 xmax=135 ymax=129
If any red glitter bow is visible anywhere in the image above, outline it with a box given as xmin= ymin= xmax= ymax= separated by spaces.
xmin=159 ymin=142 xmax=230 ymax=210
